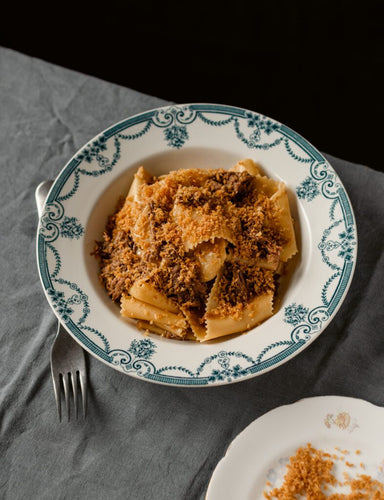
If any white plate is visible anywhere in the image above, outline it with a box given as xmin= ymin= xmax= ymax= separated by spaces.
xmin=206 ymin=396 xmax=384 ymax=499
xmin=36 ymin=103 xmax=357 ymax=387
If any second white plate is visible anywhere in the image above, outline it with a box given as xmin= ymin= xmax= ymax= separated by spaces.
xmin=206 ymin=396 xmax=384 ymax=499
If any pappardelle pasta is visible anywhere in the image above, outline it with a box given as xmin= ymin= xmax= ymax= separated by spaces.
xmin=94 ymin=159 xmax=297 ymax=342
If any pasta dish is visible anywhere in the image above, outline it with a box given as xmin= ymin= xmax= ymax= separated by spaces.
xmin=94 ymin=159 xmax=297 ymax=341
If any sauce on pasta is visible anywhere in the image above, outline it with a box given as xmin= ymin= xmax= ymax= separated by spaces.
xmin=94 ymin=159 xmax=297 ymax=341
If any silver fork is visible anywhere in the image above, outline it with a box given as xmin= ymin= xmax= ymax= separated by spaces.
xmin=36 ymin=180 xmax=87 ymax=422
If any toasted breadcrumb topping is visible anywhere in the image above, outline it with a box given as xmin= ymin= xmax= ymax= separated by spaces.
xmin=94 ymin=164 xmax=294 ymax=340
xmin=264 ymin=443 xmax=384 ymax=499
xmin=206 ymin=261 xmax=275 ymax=318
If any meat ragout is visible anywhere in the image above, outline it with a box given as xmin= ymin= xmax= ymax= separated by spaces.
xmin=94 ymin=161 xmax=296 ymax=341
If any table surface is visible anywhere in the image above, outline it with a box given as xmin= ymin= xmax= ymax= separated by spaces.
xmin=1 ymin=46 xmax=384 ymax=500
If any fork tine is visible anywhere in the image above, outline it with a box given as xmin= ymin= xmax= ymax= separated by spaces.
xmin=51 ymin=370 xmax=62 ymax=422
xmin=79 ymin=370 xmax=87 ymax=418
xmin=71 ymin=372 xmax=78 ymax=419
xmin=61 ymin=373 xmax=71 ymax=422
xmin=50 ymin=322 xmax=88 ymax=422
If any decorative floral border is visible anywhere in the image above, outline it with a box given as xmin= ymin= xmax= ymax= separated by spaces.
xmin=37 ymin=104 xmax=357 ymax=386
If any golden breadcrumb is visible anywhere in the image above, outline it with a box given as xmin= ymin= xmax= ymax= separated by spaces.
xmin=263 ymin=443 xmax=384 ymax=500
xmin=94 ymin=163 xmax=297 ymax=340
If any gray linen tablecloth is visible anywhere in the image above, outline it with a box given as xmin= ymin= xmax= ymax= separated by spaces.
xmin=1 ymin=46 xmax=384 ymax=500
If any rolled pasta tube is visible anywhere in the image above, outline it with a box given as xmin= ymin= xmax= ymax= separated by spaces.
xmin=181 ymin=307 xmax=206 ymax=341
xmin=256 ymin=256 xmax=280 ymax=271
xmin=194 ymin=238 xmax=227 ymax=282
xmin=121 ymin=295 xmax=187 ymax=337
xmin=129 ymin=280 xmax=179 ymax=314
xmin=115 ymin=166 xmax=153 ymax=233
xmin=224 ymin=253 xmax=280 ymax=272
xmin=137 ymin=320 xmax=166 ymax=335
xmin=137 ymin=320 xmax=174 ymax=338
xmin=126 ymin=166 xmax=152 ymax=203
xmin=131 ymin=202 xmax=152 ymax=250
xmin=137 ymin=321 xmax=195 ymax=340
xmin=204 ymin=291 xmax=274 ymax=341
xmin=172 ymin=202 xmax=236 ymax=251
xmin=252 ymin=175 xmax=282 ymax=198
xmin=230 ymin=158 xmax=262 ymax=176
xmin=205 ymin=269 xmax=221 ymax=313
xmin=150 ymin=320 xmax=187 ymax=339
xmin=270 ymin=184 xmax=297 ymax=262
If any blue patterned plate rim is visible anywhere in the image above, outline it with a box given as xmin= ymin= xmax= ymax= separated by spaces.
xmin=36 ymin=103 xmax=358 ymax=387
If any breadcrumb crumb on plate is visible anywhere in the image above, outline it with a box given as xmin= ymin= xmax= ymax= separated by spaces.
xmin=206 ymin=396 xmax=384 ymax=500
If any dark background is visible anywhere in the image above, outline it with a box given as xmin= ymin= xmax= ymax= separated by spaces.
xmin=2 ymin=0 xmax=383 ymax=172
